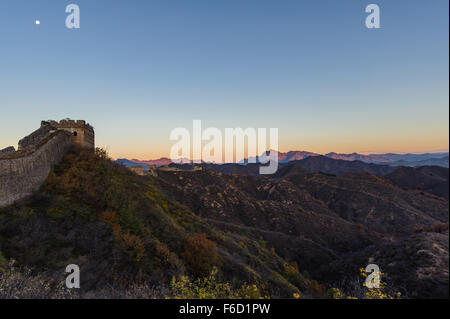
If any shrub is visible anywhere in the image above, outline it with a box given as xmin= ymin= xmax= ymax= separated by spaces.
xmin=432 ymin=222 xmax=449 ymax=233
xmin=183 ymin=233 xmax=218 ymax=278
xmin=235 ymin=283 xmax=268 ymax=299
xmin=257 ymin=237 xmax=267 ymax=249
xmin=155 ymin=242 xmax=171 ymax=264
xmin=414 ymin=222 xmax=449 ymax=234
xmin=100 ymin=210 xmax=146 ymax=263
xmin=282 ymin=262 xmax=307 ymax=291
xmin=327 ymin=288 xmax=343 ymax=299
xmin=169 ymin=267 xmax=268 ymax=299
xmin=121 ymin=232 xmax=146 ymax=263
xmin=310 ymin=280 xmax=326 ymax=296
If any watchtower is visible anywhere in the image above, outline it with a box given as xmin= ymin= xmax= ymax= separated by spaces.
xmin=41 ymin=119 xmax=95 ymax=150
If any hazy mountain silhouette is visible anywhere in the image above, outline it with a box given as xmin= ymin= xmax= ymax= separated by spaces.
xmin=118 ymin=151 xmax=449 ymax=169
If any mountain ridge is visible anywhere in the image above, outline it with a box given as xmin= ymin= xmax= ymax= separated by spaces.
xmin=118 ymin=151 xmax=449 ymax=168
xmin=1 ymin=148 xmax=448 ymax=298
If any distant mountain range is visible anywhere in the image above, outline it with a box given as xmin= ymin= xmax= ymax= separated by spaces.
xmin=116 ymin=157 xmax=173 ymax=170
xmin=117 ymin=151 xmax=449 ymax=168
xmin=117 ymin=152 xmax=450 ymax=201
xmin=166 ymin=155 xmax=450 ymax=201
xmin=324 ymin=151 xmax=449 ymax=167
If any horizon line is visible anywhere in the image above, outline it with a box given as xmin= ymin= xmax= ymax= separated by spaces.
xmin=113 ymin=149 xmax=450 ymax=161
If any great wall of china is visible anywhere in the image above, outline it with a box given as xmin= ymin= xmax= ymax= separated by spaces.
xmin=0 ymin=120 xmax=95 ymax=208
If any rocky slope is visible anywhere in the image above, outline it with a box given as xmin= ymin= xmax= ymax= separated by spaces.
xmin=385 ymin=166 xmax=449 ymax=200
xmin=157 ymin=163 xmax=448 ymax=297
xmin=0 ymin=149 xmax=448 ymax=298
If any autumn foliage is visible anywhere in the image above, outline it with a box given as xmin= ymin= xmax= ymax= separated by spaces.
xmin=101 ymin=210 xmax=146 ymax=263
xmin=183 ymin=233 xmax=218 ymax=278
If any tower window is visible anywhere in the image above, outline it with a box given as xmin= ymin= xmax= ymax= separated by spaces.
xmin=73 ymin=131 xmax=78 ymax=136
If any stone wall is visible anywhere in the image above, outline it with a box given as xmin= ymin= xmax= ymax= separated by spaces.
xmin=18 ymin=125 xmax=54 ymax=151
xmin=0 ymin=131 xmax=72 ymax=208
xmin=0 ymin=147 xmax=15 ymax=157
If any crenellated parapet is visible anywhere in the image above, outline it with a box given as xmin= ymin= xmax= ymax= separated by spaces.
xmin=41 ymin=119 xmax=95 ymax=150
xmin=42 ymin=119 xmax=94 ymax=131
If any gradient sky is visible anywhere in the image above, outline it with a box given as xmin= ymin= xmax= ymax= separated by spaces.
xmin=0 ymin=0 xmax=448 ymax=159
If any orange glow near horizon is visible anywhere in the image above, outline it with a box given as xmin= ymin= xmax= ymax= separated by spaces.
xmin=106 ymin=135 xmax=449 ymax=160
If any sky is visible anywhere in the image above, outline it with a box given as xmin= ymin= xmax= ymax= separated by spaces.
xmin=0 ymin=0 xmax=448 ymax=160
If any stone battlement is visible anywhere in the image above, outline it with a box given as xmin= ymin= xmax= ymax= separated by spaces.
xmin=42 ymin=119 xmax=94 ymax=131
xmin=18 ymin=124 xmax=55 ymax=151
xmin=41 ymin=119 xmax=95 ymax=150
xmin=0 ymin=119 xmax=95 ymax=207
